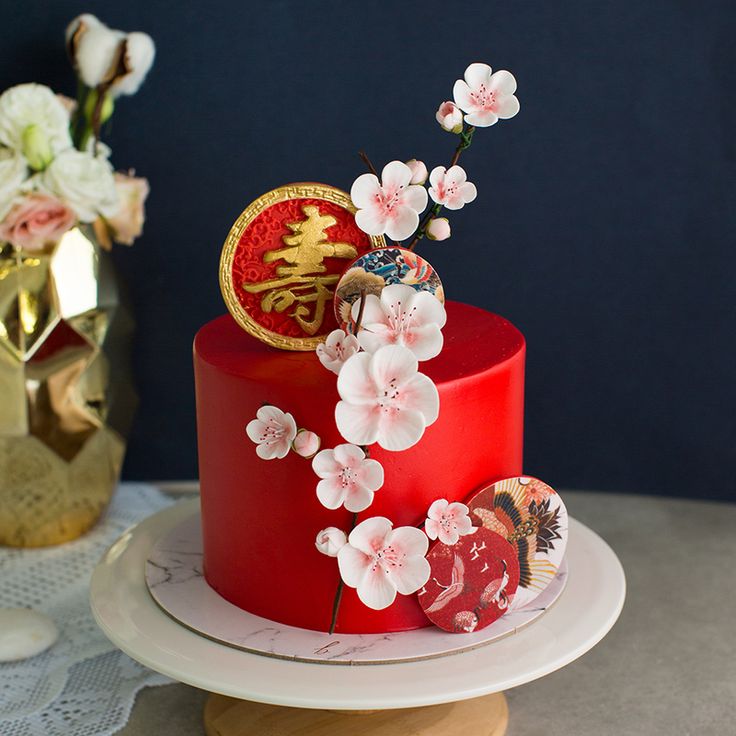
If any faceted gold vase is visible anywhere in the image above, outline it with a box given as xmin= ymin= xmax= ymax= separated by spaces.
xmin=0 ymin=227 xmax=136 ymax=547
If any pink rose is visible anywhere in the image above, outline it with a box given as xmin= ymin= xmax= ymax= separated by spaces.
xmin=0 ymin=194 xmax=76 ymax=252
xmin=107 ymin=171 xmax=149 ymax=245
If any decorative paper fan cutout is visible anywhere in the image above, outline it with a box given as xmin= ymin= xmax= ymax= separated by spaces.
xmin=466 ymin=476 xmax=568 ymax=611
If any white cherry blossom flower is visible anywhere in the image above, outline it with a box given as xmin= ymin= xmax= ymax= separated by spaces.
xmin=425 ymin=499 xmax=476 ymax=545
xmin=292 ymin=429 xmax=321 ymax=458
xmin=335 ymin=344 xmax=439 ymax=451
xmin=312 ymin=443 xmax=384 ymax=512
xmin=453 ymin=63 xmax=519 ymax=127
xmin=315 ymin=527 xmax=347 ymax=557
xmin=435 ymin=101 xmax=463 ymax=133
xmin=405 ymin=159 xmax=428 ymax=185
xmin=316 ymin=329 xmax=360 ymax=374
xmin=351 ymin=283 xmax=446 ymax=361
xmin=426 ymin=217 xmax=451 ymax=241
xmin=350 ymin=160 xmax=428 ymax=241
xmin=428 ymin=166 xmax=477 ymax=211
xmin=337 ymin=517 xmax=430 ymax=610
xmin=245 ymin=405 xmax=297 ymax=460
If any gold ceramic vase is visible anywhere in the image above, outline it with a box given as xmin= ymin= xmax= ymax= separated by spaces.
xmin=0 ymin=226 xmax=136 ymax=547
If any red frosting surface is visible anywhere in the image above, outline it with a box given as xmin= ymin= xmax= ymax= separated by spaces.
xmin=194 ymin=301 xmax=525 ymax=634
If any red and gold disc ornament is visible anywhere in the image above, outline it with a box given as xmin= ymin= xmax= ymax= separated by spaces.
xmin=220 ymin=183 xmax=384 ymax=350
xmin=419 ymin=528 xmax=520 ymax=633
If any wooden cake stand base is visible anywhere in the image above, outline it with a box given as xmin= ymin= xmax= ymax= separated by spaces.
xmin=203 ymin=692 xmax=508 ymax=736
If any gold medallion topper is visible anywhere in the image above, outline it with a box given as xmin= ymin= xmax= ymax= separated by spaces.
xmin=220 ymin=183 xmax=384 ymax=350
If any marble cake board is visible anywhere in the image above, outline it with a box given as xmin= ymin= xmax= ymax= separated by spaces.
xmin=144 ymin=511 xmax=568 ymax=666
xmin=90 ymin=499 xmax=626 ymax=736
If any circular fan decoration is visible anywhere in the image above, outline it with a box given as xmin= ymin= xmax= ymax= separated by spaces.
xmin=419 ymin=528 xmax=520 ymax=633
xmin=333 ymin=246 xmax=445 ymax=332
xmin=466 ymin=476 xmax=568 ymax=611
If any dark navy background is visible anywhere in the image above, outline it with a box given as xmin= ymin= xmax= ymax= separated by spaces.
xmin=3 ymin=1 xmax=734 ymax=500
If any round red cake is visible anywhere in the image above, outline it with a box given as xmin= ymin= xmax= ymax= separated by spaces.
xmin=193 ymin=301 xmax=525 ymax=633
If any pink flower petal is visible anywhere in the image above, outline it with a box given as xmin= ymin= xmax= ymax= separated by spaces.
xmin=429 ymin=166 xmax=446 ymax=190
xmin=368 ymin=344 xmax=418 ymax=390
xmin=337 ymin=352 xmax=377 ymax=405
xmin=350 ymin=173 xmax=382 ymax=209
xmin=390 ymin=526 xmax=430 ymax=558
xmin=411 ymin=290 xmax=447 ymax=328
xmin=335 ymin=400 xmax=381 ymax=446
xmin=489 ymin=69 xmax=517 ymax=95
xmin=389 ymin=555 xmax=431 ymax=596
xmin=445 ymin=165 xmax=468 ymax=185
xmin=427 ymin=498 xmax=449 ymax=520
xmin=459 ymin=181 xmax=477 ymax=203
xmin=403 ymin=323 xmax=443 ymax=361
xmin=357 ymin=565 xmax=398 ymax=610
xmin=245 ymin=419 xmax=267 ymax=444
xmin=316 ymin=477 xmax=346 ymax=509
xmin=380 ymin=160 xmax=413 ymax=191
xmin=452 ymin=80 xmax=474 ymax=113
xmin=425 ymin=518 xmax=441 ymax=540
xmin=464 ymin=62 xmax=493 ymax=90
xmin=401 ymin=184 xmax=428 ymax=213
xmin=496 ymin=94 xmax=520 ymax=119
xmin=376 ymin=406 xmax=426 ymax=451
xmin=337 ymin=544 xmax=372 ymax=588
xmin=464 ymin=110 xmax=499 ymax=128
xmin=398 ymin=373 xmax=440 ymax=425
xmin=356 ymin=458 xmax=384 ymax=492
xmin=383 ymin=205 xmax=419 ymax=242
xmin=348 ymin=516 xmax=393 ymax=555
xmin=355 ymin=206 xmax=388 ymax=236
xmin=343 ymin=485 xmax=374 ymax=513
xmin=332 ymin=442 xmax=366 ymax=467
xmin=312 ymin=448 xmax=343 ymax=478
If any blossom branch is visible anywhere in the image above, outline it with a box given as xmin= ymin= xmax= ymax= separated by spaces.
xmin=407 ymin=125 xmax=475 ymax=252
xmin=328 ymin=511 xmax=358 ymax=634
xmin=358 ymin=151 xmax=378 ymax=177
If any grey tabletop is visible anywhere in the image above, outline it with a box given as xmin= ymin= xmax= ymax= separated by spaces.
xmin=117 ymin=489 xmax=736 ymax=736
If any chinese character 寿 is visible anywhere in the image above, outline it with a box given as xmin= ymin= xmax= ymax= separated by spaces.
xmin=243 ymin=205 xmax=358 ymax=335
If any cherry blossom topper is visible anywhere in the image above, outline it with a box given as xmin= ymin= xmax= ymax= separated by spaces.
xmin=350 ymin=160 xmax=428 ymax=242
xmin=335 ymin=344 xmax=439 ymax=452
xmin=466 ymin=476 xmax=568 ymax=612
xmin=312 ymin=443 xmax=384 ymax=513
xmin=245 ymin=405 xmax=320 ymax=460
xmin=453 ymin=63 xmax=520 ymax=128
xmin=337 ymin=516 xmax=430 ymax=610
xmin=428 ymin=166 xmax=477 ymax=211
xmin=419 ymin=527 xmax=520 ymax=633
xmin=315 ymin=527 xmax=347 ymax=557
xmin=351 ymin=60 xmax=519 ymax=251
xmin=316 ymin=329 xmax=360 ymax=374
xmin=425 ymin=499 xmax=477 ymax=546
xmin=351 ymin=283 xmax=447 ymax=361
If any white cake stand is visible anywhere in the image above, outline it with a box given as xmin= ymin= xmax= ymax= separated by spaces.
xmin=90 ymin=499 xmax=625 ymax=736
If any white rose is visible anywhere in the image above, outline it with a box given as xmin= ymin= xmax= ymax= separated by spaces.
xmin=0 ymin=148 xmax=29 ymax=219
xmin=41 ymin=149 xmax=118 ymax=222
xmin=0 ymin=84 xmax=72 ymax=159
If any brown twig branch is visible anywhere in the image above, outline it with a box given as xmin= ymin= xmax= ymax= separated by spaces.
xmin=358 ymin=150 xmax=379 ymax=177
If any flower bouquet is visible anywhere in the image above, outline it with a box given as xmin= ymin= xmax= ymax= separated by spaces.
xmin=0 ymin=14 xmax=155 ymax=547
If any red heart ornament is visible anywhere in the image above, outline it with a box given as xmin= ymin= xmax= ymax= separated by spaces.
xmin=419 ymin=528 xmax=520 ymax=633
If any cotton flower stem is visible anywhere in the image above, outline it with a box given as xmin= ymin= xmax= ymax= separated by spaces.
xmin=328 ymin=511 xmax=359 ymax=635
xmin=406 ymin=124 xmax=476 ymax=252
xmin=358 ymin=150 xmax=379 ymax=177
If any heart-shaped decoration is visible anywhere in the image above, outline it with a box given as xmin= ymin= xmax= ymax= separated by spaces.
xmin=419 ymin=527 xmax=519 ymax=633
xmin=466 ymin=476 xmax=568 ymax=611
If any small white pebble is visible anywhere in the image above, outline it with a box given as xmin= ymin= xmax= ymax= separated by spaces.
xmin=0 ymin=608 xmax=58 ymax=662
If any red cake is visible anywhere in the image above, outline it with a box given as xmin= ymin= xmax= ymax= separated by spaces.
xmin=194 ymin=301 xmax=525 ymax=634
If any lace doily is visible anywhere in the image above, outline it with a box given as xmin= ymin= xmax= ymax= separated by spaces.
xmin=0 ymin=483 xmax=174 ymax=736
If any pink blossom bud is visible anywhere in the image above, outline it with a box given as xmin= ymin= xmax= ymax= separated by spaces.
xmin=315 ymin=527 xmax=347 ymax=557
xmin=426 ymin=217 xmax=451 ymax=241
xmin=405 ymin=159 xmax=428 ymax=185
xmin=292 ymin=429 xmax=321 ymax=458
xmin=435 ymin=101 xmax=463 ymax=133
